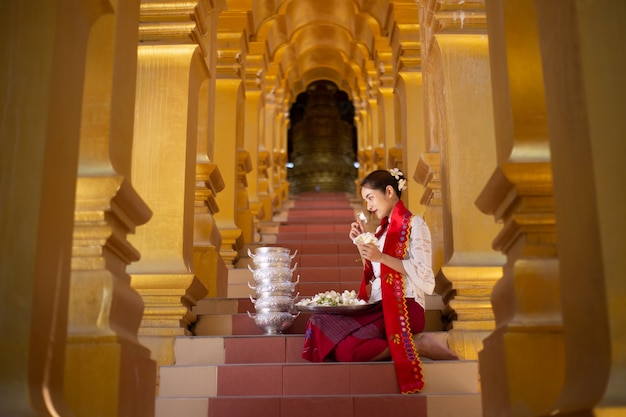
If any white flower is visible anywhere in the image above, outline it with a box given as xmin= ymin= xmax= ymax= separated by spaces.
xmin=296 ymin=290 xmax=366 ymax=306
xmin=352 ymin=232 xmax=379 ymax=245
xmin=389 ymin=168 xmax=407 ymax=191
xmin=389 ymin=168 xmax=403 ymax=180
xmin=358 ymin=211 xmax=368 ymax=223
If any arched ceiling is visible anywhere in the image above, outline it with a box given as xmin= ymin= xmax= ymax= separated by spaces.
xmin=218 ymin=0 xmax=398 ymax=109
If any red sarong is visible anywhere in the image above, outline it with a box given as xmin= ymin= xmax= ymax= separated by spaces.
xmin=301 ymin=300 xmax=424 ymax=364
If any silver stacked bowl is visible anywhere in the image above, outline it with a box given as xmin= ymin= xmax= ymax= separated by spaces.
xmin=247 ymin=247 xmax=300 ymax=334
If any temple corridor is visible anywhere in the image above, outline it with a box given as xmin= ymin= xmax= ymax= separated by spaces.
xmin=1 ymin=0 xmax=624 ymax=416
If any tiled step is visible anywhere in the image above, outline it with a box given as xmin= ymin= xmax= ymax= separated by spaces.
xmin=276 ymin=232 xmax=352 ymax=242
xmin=157 ymin=192 xmax=482 ymax=417
xmin=157 ymin=334 xmax=482 ymax=417
xmin=264 ymin=241 xmax=359 ymax=255
xmin=193 ymin=309 xmax=446 ymax=336
xmin=156 ymin=393 xmax=482 ymax=417
xmin=192 ymin=296 xmax=447 ymax=336
xmin=160 ymin=360 xmax=478 ymax=397
xmin=277 ymin=224 xmax=352 ymax=233
xmin=287 ymin=211 xmax=356 ymax=223
xmin=193 ymin=310 xmax=308 ymax=336
xmin=174 ymin=334 xmax=452 ymax=365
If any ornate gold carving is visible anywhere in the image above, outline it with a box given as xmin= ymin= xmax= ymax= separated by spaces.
xmin=415 ymin=152 xmax=442 ymax=206
xmin=67 ymin=176 xmax=156 ymax=415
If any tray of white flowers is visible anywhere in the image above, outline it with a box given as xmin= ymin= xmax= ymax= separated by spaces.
xmin=295 ymin=290 xmax=377 ymax=314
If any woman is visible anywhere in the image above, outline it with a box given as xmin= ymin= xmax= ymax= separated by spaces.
xmin=301 ymin=169 xmax=457 ymax=394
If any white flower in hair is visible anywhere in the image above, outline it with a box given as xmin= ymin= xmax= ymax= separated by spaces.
xmin=389 ymin=168 xmax=407 ymax=191
xmin=389 ymin=168 xmax=403 ymax=180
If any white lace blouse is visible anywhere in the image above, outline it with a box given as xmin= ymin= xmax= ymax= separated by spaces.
xmin=368 ymin=215 xmax=435 ymax=309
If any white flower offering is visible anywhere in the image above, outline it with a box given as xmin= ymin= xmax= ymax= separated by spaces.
xmin=352 ymin=232 xmax=378 ymax=245
xmin=357 ymin=211 xmax=368 ymax=223
xmin=296 ymin=290 xmax=367 ymax=307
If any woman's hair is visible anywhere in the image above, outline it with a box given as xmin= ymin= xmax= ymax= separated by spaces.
xmin=360 ymin=169 xmax=404 ymax=198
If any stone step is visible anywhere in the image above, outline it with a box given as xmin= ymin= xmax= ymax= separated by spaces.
xmin=174 ymin=334 xmax=452 ymax=366
xmin=192 ymin=297 xmax=447 ymax=336
xmin=192 ymin=309 xmax=446 ymax=336
xmin=287 ymin=211 xmax=356 ymax=223
xmin=156 ymin=393 xmax=482 ymax=417
xmin=156 ymin=192 xmax=482 ymax=417
xmin=276 ymin=231 xmax=353 ymax=241
xmin=159 ymin=360 xmax=478 ymax=398
xmin=276 ymin=224 xmax=352 ymax=233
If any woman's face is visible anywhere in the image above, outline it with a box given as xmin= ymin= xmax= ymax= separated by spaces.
xmin=361 ymin=185 xmax=397 ymax=220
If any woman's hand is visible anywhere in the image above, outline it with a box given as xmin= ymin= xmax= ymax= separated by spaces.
xmin=357 ymin=243 xmax=383 ymax=263
xmin=349 ymin=220 xmax=365 ymax=241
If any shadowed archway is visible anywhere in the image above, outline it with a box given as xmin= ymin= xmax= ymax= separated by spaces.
xmin=287 ymin=80 xmax=357 ymax=194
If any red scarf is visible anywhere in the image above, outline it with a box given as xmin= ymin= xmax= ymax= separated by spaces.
xmin=358 ymin=200 xmax=425 ymax=394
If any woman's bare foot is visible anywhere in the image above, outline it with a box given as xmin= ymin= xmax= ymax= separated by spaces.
xmin=413 ymin=333 xmax=459 ymax=360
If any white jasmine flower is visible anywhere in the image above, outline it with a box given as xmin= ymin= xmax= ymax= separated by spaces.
xmin=389 ymin=168 xmax=407 ymax=191
xmin=296 ymin=290 xmax=366 ymax=306
xmin=389 ymin=168 xmax=403 ymax=180
xmin=352 ymin=232 xmax=379 ymax=245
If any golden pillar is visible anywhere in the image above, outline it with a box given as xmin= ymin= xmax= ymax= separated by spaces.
xmin=257 ymin=149 xmax=275 ymax=222
xmin=355 ymin=103 xmax=373 ymax=186
xmin=272 ymin=103 xmax=290 ymax=205
xmin=236 ymin=149 xmax=255 ymax=244
xmin=262 ymin=82 xmax=281 ymax=211
xmin=390 ymin=1 xmax=427 ymax=213
xmin=535 ymin=0 xmax=626 ymax=415
xmin=477 ymin=0 xmax=564 ymax=414
xmin=246 ymin=43 xmax=273 ymax=223
xmin=376 ymin=38 xmax=394 ymax=171
xmin=257 ymin=104 xmax=278 ymax=220
xmin=194 ymin=161 xmax=228 ymax=299
xmin=380 ymin=85 xmax=396 ymax=172
xmin=129 ymin=1 xmax=212 ymax=369
xmin=193 ymin=0 xmax=229 ymax=300
xmin=64 ymin=0 xmax=157 ymax=415
xmin=356 ymin=61 xmax=374 ymax=179
xmin=68 ymin=179 xmax=155 ymax=416
xmin=1 ymin=1 xmax=84 ymax=414
xmin=213 ymin=27 xmax=246 ymax=265
xmin=418 ymin=0 xmax=503 ymax=360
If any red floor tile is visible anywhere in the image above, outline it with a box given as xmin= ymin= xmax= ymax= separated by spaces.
xmin=285 ymin=336 xmax=307 ymax=363
xmin=280 ymin=396 xmax=353 ymax=417
xmin=352 ymin=394 xmax=427 ymax=417
xmin=349 ymin=363 xmax=399 ymax=394
xmin=297 ymin=282 xmax=344 ymax=297
xmin=217 ymin=365 xmax=283 ymax=396
xmin=299 ymin=254 xmax=338 ymax=268
xmin=209 ymin=397 xmax=280 ymax=417
xmin=225 ymin=337 xmax=286 ymax=364
xmin=295 ymin=267 xmax=340 ymax=282
xmin=283 ymin=364 xmax=351 ymax=395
